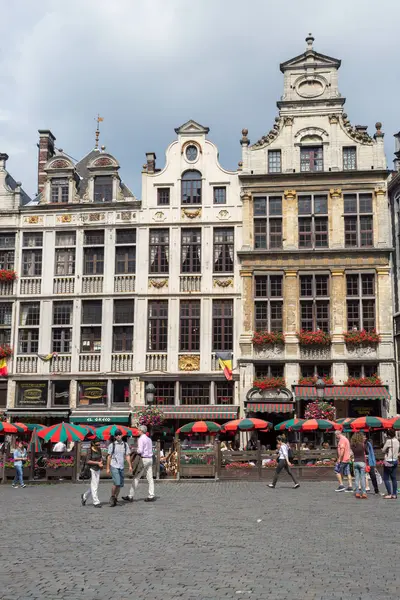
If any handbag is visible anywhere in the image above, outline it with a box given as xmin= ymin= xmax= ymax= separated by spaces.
xmin=80 ymin=451 xmax=91 ymax=480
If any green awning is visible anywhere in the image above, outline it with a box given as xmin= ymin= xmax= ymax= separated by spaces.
xmin=247 ymin=403 xmax=294 ymax=413
xmin=70 ymin=413 xmax=130 ymax=424
xmin=294 ymin=386 xmax=390 ymax=400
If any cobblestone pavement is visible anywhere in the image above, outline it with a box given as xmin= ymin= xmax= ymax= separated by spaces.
xmin=1 ymin=480 xmax=399 ymax=600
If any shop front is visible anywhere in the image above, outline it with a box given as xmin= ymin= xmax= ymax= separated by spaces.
xmin=245 ymin=386 xmax=295 ymax=448
xmin=293 ymin=385 xmax=390 ymax=419
xmin=7 ymin=381 xmax=70 ymax=425
xmin=71 ymin=379 xmax=131 ymax=425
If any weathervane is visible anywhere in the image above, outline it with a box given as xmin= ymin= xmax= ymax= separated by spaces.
xmin=95 ymin=115 xmax=104 ymax=149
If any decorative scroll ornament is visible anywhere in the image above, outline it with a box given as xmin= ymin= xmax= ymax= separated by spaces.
xmin=329 ymin=188 xmax=342 ymax=199
xmin=49 ymin=159 xmax=70 ymax=169
xmin=149 ymin=278 xmax=168 ymax=289
xmin=181 ymin=208 xmax=202 ymax=219
xmin=284 ymin=190 xmax=296 ymax=201
xmin=57 ymin=214 xmax=72 ymax=223
xmin=24 ymin=216 xmax=42 ymax=224
xmin=178 ymin=354 xmax=200 ymax=371
xmin=213 ymin=278 xmax=233 ymax=288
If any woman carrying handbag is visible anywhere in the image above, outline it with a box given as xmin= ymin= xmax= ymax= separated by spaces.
xmin=382 ymin=429 xmax=399 ymax=500
xmin=81 ymin=440 xmax=103 ymax=508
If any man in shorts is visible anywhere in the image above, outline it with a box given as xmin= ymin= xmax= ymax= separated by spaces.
xmin=335 ymin=430 xmax=353 ymax=492
xmin=106 ymin=430 xmax=132 ymax=507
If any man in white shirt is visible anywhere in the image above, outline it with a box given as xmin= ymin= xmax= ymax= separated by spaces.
xmin=122 ymin=425 xmax=155 ymax=503
xmin=53 ymin=441 xmax=67 ymax=453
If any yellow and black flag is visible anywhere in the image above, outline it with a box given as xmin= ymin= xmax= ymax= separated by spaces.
xmin=215 ymin=352 xmax=233 ymax=381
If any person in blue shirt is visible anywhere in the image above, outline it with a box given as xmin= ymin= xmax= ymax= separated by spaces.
xmin=12 ymin=440 xmax=27 ymax=488
xmin=365 ymin=434 xmax=379 ymax=494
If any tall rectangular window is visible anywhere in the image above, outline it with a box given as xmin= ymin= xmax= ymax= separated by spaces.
xmin=113 ymin=300 xmax=134 ymax=352
xmin=179 ymin=300 xmax=200 ymax=352
xmin=149 ymin=229 xmax=169 ymax=274
xmin=180 ymin=382 xmax=210 ymax=405
xmin=94 ymin=176 xmax=113 ymax=203
xmin=300 ymin=364 xmax=332 ymax=378
xmin=55 ymin=248 xmax=75 ymax=275
xmin=51 ymin=178 xmax=69 ymax=203
xmin=80 ymin=327 xmax=102 ymax=353
xmin=346 ymin=273 xmax=375 ymax=331
xmin=19 ymin=302 xmax=40 ymax=326
xmin=83 ymin=229 xmax=104 ymax=275
xmin=344 ymin=193 xmax=373 ymax=247
xmin=52 ymin=301 xmax=73 ymax=354
xmin=53 ymin=301 xmax=73 ymax=325
xmin=254 ymin=274 xmax=283 ymax=332
xmin=268 ymin=150 xmax=281 ymax=173
xmin=213 ymin=187 xmax=226 ymax=204
xmin=147 ymin=300 xmax=168 ymax=351
xmin=255 ymin=364 xmax=284 ymax=379
xmin=212 ymin=300 xmax=233 ymax=351
xmin=115 ymin=229 xmax=136 ymax=275
xmin=22 ymin=232 xmax=43 ymax=277
xmin=0 ymin=233 xmax=15 ymax=270
xmin=19 ymin=302 xmax=40 ymax=354
xmin=213 ymin=228 xmax=234 ymax=273
xmin=300 ymin=274 xmax=330 ymax=332
xmin=254 ymin=196 xmax=282 ymax=249
xmin=348 ymin=363 xmax=378 ymax=378
xmin=157 ymin=188 xmax=170 ymax=206
xmin=343 ymin=147 xmax=357 ymax=171
xmin=152 ymin=382 xmax=175 ymax=405
xmin=300 ymin=146 xmax=323 ymax=172
xmin=0 ymin=303 xmax=12 ymax=348
xmin=298 ymin=194 xmax=328 ymax=248
xmin=181 ymin=229 xmax=201 ymax=273
xmin=82 ymin=300 xmax=102 ymax=324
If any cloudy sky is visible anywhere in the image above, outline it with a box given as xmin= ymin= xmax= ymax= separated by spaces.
xmin=1 ymin=0 xmax=399 ymax=199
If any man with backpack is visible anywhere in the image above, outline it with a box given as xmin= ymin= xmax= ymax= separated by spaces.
xmin=268 ymin=435 xmax=300 ymax=489
xmin=106 ymin=430 xmax=132 ymax=507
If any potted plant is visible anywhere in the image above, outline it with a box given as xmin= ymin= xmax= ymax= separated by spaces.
xmin=304 ymin=400 xmax=336 ymax=421
xmin=252 ymin=331 xmax=285 ymax=347
xmin=344 ymin=374 xmax=382 ymax=386
xmin=4 ymin=457 xmax=31 ymax=479
xmin=46 ymin=456 xmax=75 ymax=479
xmin=344 ymin=329 xmax=381 ymax=347
xmin=297 ymin=330 xmax=332 ymax=347
xmin=132 ymin=406 xmax=165 ymax=430
xmin=0 ymin=269 xmax=17 ymax=282
xmin=253 ymin=376 xmax=286 ymax=390
xmin=298 ymin=375 xmax=334 ymax=385
xmin=0 ymin=345 xmax=13 ymax=359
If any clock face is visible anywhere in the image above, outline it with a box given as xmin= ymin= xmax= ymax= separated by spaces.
xmin=186 ymin=145 xmax=198 ymax=161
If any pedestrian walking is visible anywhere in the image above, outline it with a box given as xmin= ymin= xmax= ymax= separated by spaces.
xmin=350 ymin=432 xmax=367 ymax=499
xmin=268 ymin=436 xmax=300 ymax=489
xmin=334 ymin=430 xmax=353 ymax=492
xmin=106 ymin=430 xmax=132 ymax=507
xmin=382 ymin=429 xmax=399 ymax=500
xmin=81 ymin=440 xmax=103 ymax=508
xmin=365 ymin=434 xmax=379 ymax=494
xmin=12 ymin=440 xmax=27 ymax=488
xmin=122 ymin=425 xmax=155 ymax=502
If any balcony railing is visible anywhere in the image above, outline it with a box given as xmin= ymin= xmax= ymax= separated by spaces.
xmin=20 ymin=278 xmax=41 ymax=295
xmin=51 ymin=355 xmax=71 ymax=373
xmin=16 ymin=356 xmax=38 ymax=373
xmin=180 ymin=275 xmax=201 ymax=293
xmin=300 ymin=346 xmax=331 ymax=360
xmin=0 ymin=281 xmax=15 ymax=296
xmin=79 ymin=354 xmax=101 ymax=372
xmin=114 ymin=275 xmax=136 ymax=293
xmin=111 ymin=353 xmax=134 ymax=372
xmin=53 ymin=277 xmax=75 ymax=294
xmin=146 ymin=353 xmax=167 ymax=372
xmin=82 ymin=276 xmax=103 ymax=294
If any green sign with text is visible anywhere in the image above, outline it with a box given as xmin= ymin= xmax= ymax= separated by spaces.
xmin=70 ymin=416 xmax=129 ymax=424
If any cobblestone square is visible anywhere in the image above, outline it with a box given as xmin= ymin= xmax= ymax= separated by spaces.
xmin=1 ymin=480 xmax=399 ymax=600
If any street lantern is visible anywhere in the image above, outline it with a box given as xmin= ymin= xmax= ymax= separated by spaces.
xmin=315 ymin=377 xmax=326 ymax=400
xmin=145 ymin=382 xmax=156 ymax=405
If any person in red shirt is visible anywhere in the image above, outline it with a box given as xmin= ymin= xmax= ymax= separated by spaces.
xmin=334 ymin=430 xmax=353 ymax=492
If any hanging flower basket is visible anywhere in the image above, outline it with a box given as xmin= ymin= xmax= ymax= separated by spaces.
xmin=0 ymin=269 xmax=17 ymax=282
xmin=297 ymin=330 xmax=332 ymax=347
xmin=344 ymin=375 xmax=382 ymax=387
xmin=298 ymin=376 xmax=334 ymax=386
xmin=253 ymin=376 xmax=286 ymax=390
xmin=304 ymin=401 xmax=336 ymax=421
xmin=132 ymin=406 xmax=165 ymax=428
xmin=252 ymin=331 xmax=285 ymax=347
xmin=0 ymin=345 xmax=13 ymax=358
xmin=344 ymin=329 xmax=381 ymax=347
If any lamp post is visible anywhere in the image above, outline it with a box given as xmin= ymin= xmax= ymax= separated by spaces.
xmin=315 ymin=377 xmax=326 ymax=400
xmin=145 ymin=382 xmax=155 ymax=406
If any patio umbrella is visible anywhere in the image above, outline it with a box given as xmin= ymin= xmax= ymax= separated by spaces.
xmin=94 ymin=424 xmax=135 ymax=440
xmin=28 ymin=428 xmax=42 ymax=453
xmin=38 ymin=422 xmax=88 ymax=443
xmin=222 ymin=418 xmax=272 ymax=432
xmin=13 ymin=422 xmax=29 ymax=433
xmin=350 ymin=416 xmax=392 ymax=431
xmin=0 ymin=422 xmax=19 ymax=434
xmin=275 ymin=418 xmax=306 ymax=431
xmin=387 ymin=417 xmax=400 ymax=430
xmin=25 ymin=424 xmax=46 ymax=431
xmin=336 ymin=418 xmax=355 ymax=432
xmin=296 ymin=419 xmax=341 ymax=431
xmin=177 ymin=421 xmax=221 ymax=434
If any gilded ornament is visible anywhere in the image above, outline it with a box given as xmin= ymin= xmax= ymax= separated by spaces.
xmin=181 ymin=208 xmax=202 ymax=219
xmin=213 ymin=278 xmax=233 ymax=288
xmin=57 ymin=214 xmax=72 ymax=223
xmin=217 ymin=210 xmax=230 ymax=220
xmin=149 ymin=278 xmax=168 ymax=289
xmin=329 ymin=188 xmax=342 ymax=199
xmin=24 ymin=216 xmax=42 ymax=224
xmin=89 ymin=212 xmax=104 ymax=222
xmin=284 ymin=190 xmax=296 ymax=201
xmin=178 ymin=355 xmax=200 ymax=371
xmin=374 ymin=187 xmax=386 ymax=198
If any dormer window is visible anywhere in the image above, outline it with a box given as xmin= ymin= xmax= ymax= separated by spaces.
xmin=51 ymin=178 xmax=69 ymax=203
xmin=94 ymin=176 xmax=113 ymax=203
xmin=181 ymin=170 xmax=202 ymax=205
xmin=343 ymin=147 xmax=357 ymax=171
xmin=300 ymin=146 xmax=323 ymax=172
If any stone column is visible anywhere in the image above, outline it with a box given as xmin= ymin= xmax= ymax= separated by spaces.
xmin=283 ymin=271 xmax=298 ymax=357
xmin=240 ymin=192 xmax=253 ymax=249
xmin=377 ymin=267 xmax=393 ymax=361
xmin=375 ymin=188 xmax=390 ymax=248
xmin=329 ymin=189 xmax=344 ymax=249
xmin=239 ymin=270 xmax=253 ymax=357
xmin=331 ymin=269 xmax=346 ymax=360
xmin=283 ymin=190 xmax=297 ymax=250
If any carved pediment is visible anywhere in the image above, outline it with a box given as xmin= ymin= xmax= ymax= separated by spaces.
xmin=174 ymin=120 xmax=209 ymax=135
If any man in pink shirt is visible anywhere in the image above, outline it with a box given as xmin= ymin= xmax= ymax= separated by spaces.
xmin=122 ymin=425 xmax=155 ymax=503
xmin=335 ymin=430 xmax=353 ymax=492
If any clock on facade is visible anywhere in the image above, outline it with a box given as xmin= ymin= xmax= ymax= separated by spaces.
xmin=185 ymin=145 xmax=198 ymax=161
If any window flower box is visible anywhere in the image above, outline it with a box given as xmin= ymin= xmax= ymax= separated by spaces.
xmin=344 ymin=329 xmax=381 ymax=347
xmin=46 ymin=457 xmax=75 ymax=479
xmin=344 ymin=375 xmax=382 ymax=387
xmin=297 ymin=330 xmax=332 ymax=347
xmin=0 ymin=345 xmax=13 ymax=358
xmin=0 ymin=269 xmax=17 ymax=282
xmin=132 ymin=406 xmax=165 ymax=428
xmin=253 ymin=376 xmax=286 ymax=390
xmin=252 ymin=331 xmax=285 ymax=347
xmin=298 ymin=376 xmax=334 ymax=386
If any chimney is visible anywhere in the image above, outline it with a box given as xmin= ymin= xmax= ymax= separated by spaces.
xmin=37 ymin=130 xmax=55 ymax=194
xmin=0 ymin=153 xmax=8 ymax=170
xmin=145 ymin=152 xmax=156 ymax=174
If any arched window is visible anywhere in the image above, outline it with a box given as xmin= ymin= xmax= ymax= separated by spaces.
xmin=181 ymin=170 xmax=202 ymax=205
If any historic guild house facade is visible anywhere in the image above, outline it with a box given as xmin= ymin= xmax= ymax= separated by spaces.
xmin=0 ymin=35 xmax=397 ymax=431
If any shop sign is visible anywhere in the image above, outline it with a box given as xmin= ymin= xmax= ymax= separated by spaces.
xmin=78 ymin=381 xmax=107 ymax=404
xmin=70 ymin=415 xmax=129 ymax=424
xmin=17 ymin=382 xmax=48 ymax=407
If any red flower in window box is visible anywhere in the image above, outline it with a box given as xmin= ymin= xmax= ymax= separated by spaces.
xmin=297 ymin=330 xmax=332 ymax=347
xmin=253 ymin=376 xmax=286 ymax=390
xmin=0 ymin=345 xmax=13 ymax=359
xmin=344 ymin=375 xmax=382 ymax=387
xmin=344 ymin=329 xmax=381 ymax=347
xmin=304 ymin=401 xmax=336 ymax=421
xmin=0 ymin=269 xmax=17 ymax=282
xmin=298 ymin=376 xmax=334 ymax=386
xmin=252 ymin=331 xmax=285 ymax=347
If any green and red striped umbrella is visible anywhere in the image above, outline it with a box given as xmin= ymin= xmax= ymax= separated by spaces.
xmin=29 ymin=428 xmax=43 ymax=453
xmin=275 ymin=418 xmax=306 ymax=431
xmin=0 ymin=422 xmax=19 ymax=434
xmin=25 ymin=423 xmax=46 ymax=432
xmin=222 ymin=418 xmax=272 ymax=432
xmin=387 ymin=417 xmax=400 ymax=430
xmin=177 ymin=421 xmax=221 ymax=434
xmin=13 ymin=422 xmax=29 ymax=433
xmin=38 ymin=422 xmax=88 ymax=443
xmin=297 ymin=419 xmax=341 ymax=431
xmin=95 ymin=424 xmax=135 ymax=440
xmin=350 ymin=416 xmax=392 ymax=431
xmin=336 ymin=418 xmax=355 ymax=432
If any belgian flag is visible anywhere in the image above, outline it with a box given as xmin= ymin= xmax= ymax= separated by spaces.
xmin=0 ymin=358 xmax=8 ymax=377
xmin=216 ymin=352 xmax=233 ymax=381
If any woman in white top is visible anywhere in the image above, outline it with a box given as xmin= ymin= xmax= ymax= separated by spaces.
xmin=382 ymin=430 xmax=399 ymax=499
xmin=268 ymin=436 xmax=300 ymax=489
